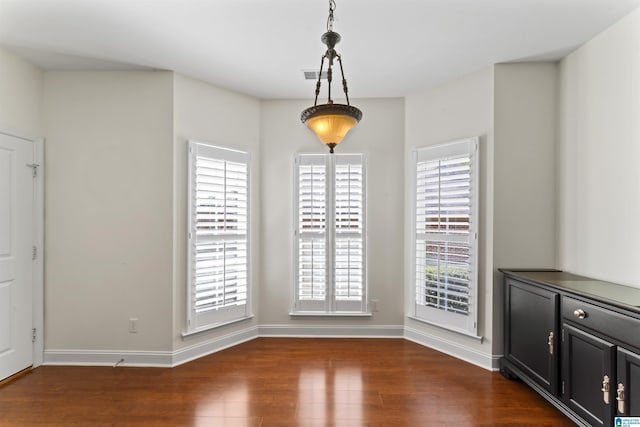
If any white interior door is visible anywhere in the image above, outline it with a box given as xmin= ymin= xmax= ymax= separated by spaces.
xmin=0 ymin=132 xmax=34 ymax=381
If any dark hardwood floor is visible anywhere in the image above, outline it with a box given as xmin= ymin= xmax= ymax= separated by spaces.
xmin=0 ymin=338 xmax=575 ymax=426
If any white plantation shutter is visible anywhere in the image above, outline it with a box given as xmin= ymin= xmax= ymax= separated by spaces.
xmin=296 ymin=155 xmax=328 ymax=311
xmin=413 ymin=137 xmax=479 ymax=336
xmin=187 ymin=142 xmax=251 ymax=332
xmin=294 ymin=153 xmax=367 ymax=313
xmin=334 ymin=156 xmax=365 ymax=311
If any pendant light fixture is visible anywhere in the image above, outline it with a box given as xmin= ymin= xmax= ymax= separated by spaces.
xmin=301 ymin=0 xmax=362 ymax=154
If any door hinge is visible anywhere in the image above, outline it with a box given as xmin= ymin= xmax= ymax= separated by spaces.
xmin=32 ymin=246 xmax=37 ymax=260
xmin=26 ymin=163 xmax=39 ymax=178
xmin=562 ymin=380 xmax=565 ymax=395
xmin=32 ymin=328 xmax=37 ymax=343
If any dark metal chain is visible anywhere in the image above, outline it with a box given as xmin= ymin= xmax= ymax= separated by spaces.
xmin=313 ymin=0 xmax=351 ymax=107
xmin=327 ymin=0 xmax=336 ymax=32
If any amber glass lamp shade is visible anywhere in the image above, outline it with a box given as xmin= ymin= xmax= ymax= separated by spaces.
xmin=301 ymin=103 xmax=362 ymax=153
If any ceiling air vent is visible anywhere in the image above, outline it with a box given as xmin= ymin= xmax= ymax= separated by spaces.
xmin=303 ymin=70 xmax=328 ymax=80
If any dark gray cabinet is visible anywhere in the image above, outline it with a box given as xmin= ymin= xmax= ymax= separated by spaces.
xmin=500 ymin=270 xmax=640 ymax=427
xmin=617 ymin=348 xmax=640 ymax=417
xmin=562 ymin=322 xmax=615 ymax=426
xmin=504 ymin=278 xmax=559 ymax=394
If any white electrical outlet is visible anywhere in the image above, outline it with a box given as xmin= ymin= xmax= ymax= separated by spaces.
xmin=371 ymin=299 xmax=379 ymax=312
xmin=129 ymin=318 xmax=138 ymax=333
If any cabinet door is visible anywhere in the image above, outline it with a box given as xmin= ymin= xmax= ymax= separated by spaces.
xmin=505 ymin=279 xmax=559 ymax=394
xmin=617 ymin=348 xmax=640 ymax=417
xmin=562 ymin=323 xmax=616 ymax=427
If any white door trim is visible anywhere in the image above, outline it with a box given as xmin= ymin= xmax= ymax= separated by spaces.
xmin=0 ymin=129 xmax=44 ymax=369
xmin=32 ymin=136 xmax=44 ymax=367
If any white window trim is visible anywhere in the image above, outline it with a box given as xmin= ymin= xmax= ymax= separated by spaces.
xmin=186 ymin=141 xmax=252 ymax=335
xmin=292 ymin=153 xmax=368 ymax=315
xmin=410 ymin=137 xmax=480 ymax=339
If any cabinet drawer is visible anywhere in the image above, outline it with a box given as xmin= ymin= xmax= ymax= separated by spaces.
xmin=562 ymin=296 xmax=640 ymax=349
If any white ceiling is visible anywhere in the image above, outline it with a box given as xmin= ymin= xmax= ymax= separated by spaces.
xmin=1 ymin=0 xmax=639 ymax=99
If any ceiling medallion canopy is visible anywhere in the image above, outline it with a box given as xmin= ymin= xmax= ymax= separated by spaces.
xmin=300 ymin=0 xmax=362 ymax=154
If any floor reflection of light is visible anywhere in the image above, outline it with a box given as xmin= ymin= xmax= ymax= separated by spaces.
xmin=334 ymin=367 xmax=363 ymax=423
xmin=299 ymin=368 xmax=327 ymax=423
xmin=298 ymin=365 xmax=363 ymax=424
xmin=195 ymin=379 xmax=249 ymax=427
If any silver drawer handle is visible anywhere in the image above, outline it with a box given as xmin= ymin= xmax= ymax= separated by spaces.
xmin=602 ymin=375 xmax=610 ymax=404
xmin=617 ymin=383 xmax=625 ymax=414
xmin=574 ymin=309 xmax=587 ymax=319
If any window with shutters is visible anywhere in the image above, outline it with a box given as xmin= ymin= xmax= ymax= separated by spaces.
xmin=293 ymin=153 xmax=367 ymax=314
xmin=186 ymin=141 xmax=251 ymax=333
xmin=412 ymin=137 xmax=479 ymax=337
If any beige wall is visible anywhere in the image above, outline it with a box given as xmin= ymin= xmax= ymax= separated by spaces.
xmin=172 ymin=73 xmax=261 ymax=351
xmin=493 ymin=63 xmax=558 ymax=353
xmin=0 ymin=47 xmax=43 ymax=136
xmin=34 ymin=70 xmax=262 ymax=359
xmin=404 ymin=63 xmax=558 ymax=367
xmin=42 ymin=71 xmax=174 ymax=351
xmin=558 ymin=7 xmax=640 ymax=287
xmin=494 ymin=63 xmax=557 ymax=270
xmin=404 ymin=67 xmax=496 ymax=367
xmin=259 ymin=98 xmax=405 ymax=328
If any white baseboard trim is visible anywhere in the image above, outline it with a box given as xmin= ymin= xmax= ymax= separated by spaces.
xmin=172 ymin=326 xmax=259 ymax=367
xmin=43 ymin=327 xmax=260 ymax=368
xmin=43 ymin=349 xmax=173 ymax=367
xmin=404 ymin=326 xmax=499 ymax=371
xmin=258 ymin=324 xmax=405 ymax=338
xmin=43 ymin=325 xmax=501 ymax=370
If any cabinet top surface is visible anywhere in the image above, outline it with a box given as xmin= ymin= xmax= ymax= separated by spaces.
xmin=501 ymin=269 xmax=640 ymax=310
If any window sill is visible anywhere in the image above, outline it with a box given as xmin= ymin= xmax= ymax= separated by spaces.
xmin=182 ymin=314 xmax=255 ymax=338
xmin=407 ymin=315 xmax=483 ymax=342
xmin=290 ymin=311 xmax=372 ymax=317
